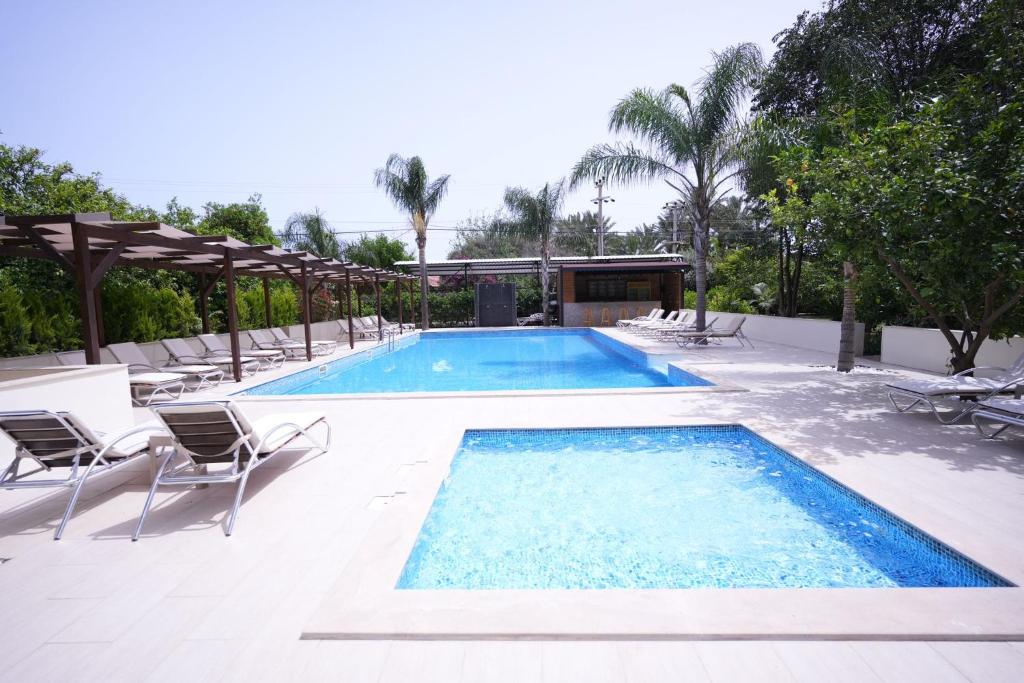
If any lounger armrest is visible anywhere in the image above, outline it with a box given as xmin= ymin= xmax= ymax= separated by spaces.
xmin=127 ymin=362 xmax=160 ymax=374
xmin=167 ymin=355 xmax=214 ymax=366
xmin=97 ymin=423 xmax=168 ymax=460
xmin=951 ymin=365 xmax=1005 ymax=378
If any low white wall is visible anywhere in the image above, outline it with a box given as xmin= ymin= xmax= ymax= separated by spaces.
xmin=683 ymin=309 xmax=864 ymax=356
xmin=0 ymin=318 xmax=354 ymax=370
xmin=880 ymin=326 xmax=1024 ymax=374
xmin=0 ymin=365 xmax=134 ymax=465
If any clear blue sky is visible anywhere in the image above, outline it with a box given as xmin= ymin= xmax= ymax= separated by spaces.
xmin=1 ymin=0 xmax=815 ymax=259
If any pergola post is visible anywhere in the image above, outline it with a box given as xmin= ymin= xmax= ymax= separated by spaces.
xmin=408 ymin=280 xmax=415 ymax=328
xmin=223 ymin=252 xmax=243 ymax=382
xmin=263 ymin=278 xmax=273 ymax=327
xmin=396 ymin=276 xmax=403 ymax=334
xmin=94 ymin=286 xmax=106 ymax=347
xmin=199 ymin=273 xmax=210 ymax=334
xmin=375 ymin=273 xmax=382 ymax=337
xmin=300 ymin=262 xmax=313 ymax=361
xmin=345 ymin=269 xmax=354 ymax=349
xmin=71 ymin=222 xmax=101 ymax=364
xmin=356 ymin=285 xmax=363 ymax=316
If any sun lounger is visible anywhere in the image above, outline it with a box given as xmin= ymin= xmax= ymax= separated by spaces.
xmin=635 ymin=311 xmax=689 ymax=336
xmin=162 ymin=337 xmax=262 ymax=377
xmin=248 ymin=329 xmax=310 ymax=360
xmin=617 ymin=308 xmax=661 ymax=328
xmin=56 ymin=350 xmax=187 ymax=407
xmin=133 ymin=401 xmax=330 ymax=539
xmin=197 ymin=334 xmax=284 ymax=371
xmin=348 ymin=317 xmax=383 ymax=340
xmin=672 ymin=316 xmax=752 ymax=348
xmin=0 ymin=410 xmax=164 ymax=539
xmin=270 ymin=327 xmax=337 ymax=354
xmin=885 ymin=352 xmax=1024 ymax=424
xmin=624 ymin=310 xmax=672 ymax=333
xmin=110 ymin=341 xmax=224 ymax=392
xmin=971 ymin=396 xmax=1024 ymax=439
xmin=379 ymin=315 xmax=415 ymax=331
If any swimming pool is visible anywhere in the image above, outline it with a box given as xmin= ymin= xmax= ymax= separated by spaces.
xmin=397 ymin=426 xmax=1009 ymax=589
xmin=241 ymin=329 xmax=710 ymax=395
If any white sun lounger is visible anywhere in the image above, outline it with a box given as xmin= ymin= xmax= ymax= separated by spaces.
xmin=270 ymin=327 xmax=337 ymax=354
xmin=617 ymin=308 xmax=661 ymax=328
xmin=885 ymin=352 xmax=1024 ymax=424
xmin=248 ymin=329 xmax=311 ymax=360
xmin=971 ymin=396 xmax=1024 ymax=439
xmin=56 ymin=350 xmax=187 ymax=407
xmin=197 ymin=334 xmax=284 ymax=371
xmin=672 ymin=316 xmax=752 ymax=348
xmin=109 ymin=341 xmax=224 ymax=392
xmin=0 ymin=410 xmax=164 ymax=539
xmin=133 ymin=401 xmax=330 ymax=539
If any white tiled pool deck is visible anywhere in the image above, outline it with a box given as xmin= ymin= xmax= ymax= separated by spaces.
xmin=1 ymin=329 xmax=1023 ymax=681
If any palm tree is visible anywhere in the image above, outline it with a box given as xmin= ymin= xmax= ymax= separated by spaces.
xmin=373 ymin=154 xmax=450 ymax=330
xmin=494 ymin=182 xmax=568 ymax=326
xmin=570 ymin=43 xmax=763 ymax=331
xmin=280 ymin=208 xmax=341 ymax=258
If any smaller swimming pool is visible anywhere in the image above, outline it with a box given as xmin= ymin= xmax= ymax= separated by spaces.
xmin=240 ymin=329 xmax=710 ymax=395
xmin=398 ymin=426 xmax=1010 ymax=590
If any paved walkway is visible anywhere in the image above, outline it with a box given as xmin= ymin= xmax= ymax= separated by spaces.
xmin=0 ymin=333 xmax=1022 ymax=681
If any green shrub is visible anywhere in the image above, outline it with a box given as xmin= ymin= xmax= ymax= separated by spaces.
xmin=706 ymin=286 xmax=754 ymax=314
xmin=0 ymin=284 xmax=34 ymax=356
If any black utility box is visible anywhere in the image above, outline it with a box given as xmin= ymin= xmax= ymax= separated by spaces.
xmin=474 ymin=283 xmax=517 ymax=327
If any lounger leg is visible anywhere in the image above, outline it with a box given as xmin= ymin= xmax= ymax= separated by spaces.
xmin=132 ymin=449 xmax=176 ymax=541
xmin=54 ymin=452 xmax=106 ymax=541
xmin=972 ymin=414 xmax=1010 ymax=440
xmin=225 ymin=467 xmax=253 ymax=537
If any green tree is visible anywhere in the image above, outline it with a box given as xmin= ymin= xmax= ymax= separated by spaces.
xmin=343 ymin=233 xmax=413 ymax=269
xmin=495 ymin=182 xmax=570 ymax=326
xmin=196 ymin=194 xmax=278 ymax=245
xmin=448 ymin=214 xmax=537 ymax=259
xmin=571 ymin=43 xmax=764 ymax=331
xmin=374 ymin=155 xmax=450 ymax=330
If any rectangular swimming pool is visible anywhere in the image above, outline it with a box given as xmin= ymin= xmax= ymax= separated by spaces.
xmin=241 ymin=329 xmax=710 ymax=395
xmin=398 ymin=426 xmax=1010 ymax=589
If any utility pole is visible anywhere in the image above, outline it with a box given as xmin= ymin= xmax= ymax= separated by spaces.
xmin=662 ymin=200 xmax=685 ymax=253
xmin=591 ymin=177 xmax=614 ymax=256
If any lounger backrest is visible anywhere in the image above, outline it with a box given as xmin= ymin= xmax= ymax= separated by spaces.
xmin=663 ymin=311 xmax=679 ymax=323
xmin=152 ymin=401 xmax=256 ymax=462
xmin=162 ymin=338 xmax=196 ymax=360
xmin=1006 ymin=351 xmax=1024 ymax=377
xmin=646 ymin=308 xmax=659 ymax=319
xmin=108 ymin=342 xmax=150 ymax=366
xmin=270 ymin=328 xmax=290 ymax=342
xmin=249 ymin=329 xmax=273 ymax=346
xmin=361 ymin=316 xmax=376 ymax=327
xmin=719 ymin=316 xmax=746 ymax=334
xmin=0 ymin=411 xmax=99 ymax=464
xmin=56 ymin=351 xmax=87 ymax=366
xmin=677 ymin=311 xmax=692 ymax=324
xmin=198 ymin=334 xmax=229 ymax=354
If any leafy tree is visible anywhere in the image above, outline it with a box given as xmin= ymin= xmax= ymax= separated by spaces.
xmin=343 ymin=233 xmax=412 ymax=269
xmin=374 ymin=154 xmax=450 ymax=330
xmin=571 ymin=43 xmax=764 ymax=331
xmin=495 ymin=182 xmax=570 ymax=326
xmin=196 ymin=194 xmax=278 ymax=245
xmin=280 ymin=208 xmax=340 ymax=258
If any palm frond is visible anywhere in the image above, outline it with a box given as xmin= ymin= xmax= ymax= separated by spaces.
xmin=570 ymin=143 xmax=686 ymax=190
xmin=608 ymin=88 xmax=693 ymax=161
xmin=694 ymin=42 xmax=764 ymax=144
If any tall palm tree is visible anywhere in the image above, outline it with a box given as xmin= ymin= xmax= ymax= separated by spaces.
xmin=374 ymin=154 xmax=450 ymax=330
xmin=570 ymin=43 xmax=763 ymax=331
xmin=495 ymin=182 xmax=568 ymax=326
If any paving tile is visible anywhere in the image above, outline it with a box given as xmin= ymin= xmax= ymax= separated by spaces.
xmin=772 ymin=641 xmax=883 ymax=682
xmin=379 ymin=641 xmax=466 ymax=683
xmin=695 ymin=642 xmax=795 ymax=683
xmin=851 ymin=642 xmax=970 ymax=683
xmin=619 ymin=641 xmax=711 ymax=683
xmin=541 ymin=641 xmax=627 ymax=683
xmin=461 ymin=641 xmax=544 ymax=682
xmin=930 ymin=642 xmax=1024 ymax=683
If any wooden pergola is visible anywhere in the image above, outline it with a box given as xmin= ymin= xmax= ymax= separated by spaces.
xmin=0 ymin=212 xmax=419 ymax=381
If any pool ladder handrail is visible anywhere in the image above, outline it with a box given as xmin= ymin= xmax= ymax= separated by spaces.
xmin=378 ymin=327 xmax=397 ymax=352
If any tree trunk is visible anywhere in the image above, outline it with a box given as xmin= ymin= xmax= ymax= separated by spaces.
xmin=693 ymin=213 xmax=710 ymax=332
xmin=837 ymin=261 xmax=857 ymax=373
xmin=416 ymin=235 xmax=430 ymax=330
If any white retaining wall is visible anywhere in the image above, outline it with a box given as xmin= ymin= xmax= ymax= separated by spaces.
xmin=0 ymin=319 xmax=352 ymax=369
xmin=880 ymin=326 xmax=1024 ymax=374
xmin=684 ymin=310 xmax=864 ymax=356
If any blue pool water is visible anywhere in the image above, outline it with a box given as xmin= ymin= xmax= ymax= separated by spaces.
xmin=242 ymin=329 xmax=709 ymax=395
xmin=398 ymin=426 xmax=1009 ymax=589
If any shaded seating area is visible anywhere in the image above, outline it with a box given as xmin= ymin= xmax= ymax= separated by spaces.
xmin=0 ymin=212 xmax=418 ymax=384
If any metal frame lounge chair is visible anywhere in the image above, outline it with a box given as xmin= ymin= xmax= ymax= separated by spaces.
xmin=635 ymin=310 xmax=689 ymax=337
xmin=56 ymin=350 xmax=187 ymax=407
xmin=616 ymin=308 xmax=661 ymax=328
xmin=248 ymin=329 xmax=309 ymax=360
xmin=971 ymin=396 xmax=1024 ymax=439
xmin=0 ymin=410 xmax=164 ymax=540
xmin=110 ymin=341 xmax=224 ymax=392
xmin=161 ymin=338 xmax=260 ymax=378
xmin=197 ymin=334 xmax=284 ymax=371
xmin=348 ymin=318 xmax=382 ymax=341
xmin=624 ymin=310 xmax=671 ymax=333
xmin=133 ymin=400 xmax=331 ymax=539
xmin=885 ymin=353 xmax=1024 ymax=424
xmin=673 ymin=316 xmax=752 ymax=348
xmin=270 ymin=327 xmax=337 ymax=354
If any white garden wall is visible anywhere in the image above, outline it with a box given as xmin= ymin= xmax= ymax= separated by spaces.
xmin=880 ymin=326 xmax=1024 ymax=374
xmin=684 ymin=310 xmax=864 ymax=356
